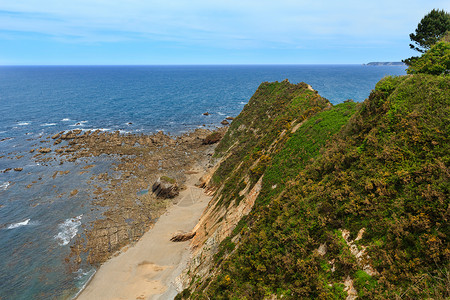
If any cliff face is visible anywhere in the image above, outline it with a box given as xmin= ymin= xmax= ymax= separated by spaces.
xmin=178 ymin=75 xmax=449 ymax=299
xmin=177 ymin=80 xmax=332 ymax=290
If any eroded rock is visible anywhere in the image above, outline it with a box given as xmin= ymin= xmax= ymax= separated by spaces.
xmin=152 ymin=176 xmax=179 ymax=198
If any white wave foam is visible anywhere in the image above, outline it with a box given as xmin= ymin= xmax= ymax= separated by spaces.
xmin=25 ymin=162 xmax=41 ymax=167
xmin=0 ymin=131 xmax=6 ymax=134
xmin=7 ymin=218 xmax=30 ymax=229
xmin=218 ymin=112 xmax=225 ymax=116
xmin=41 ymin=123 xmax=57 ymax=126
xmin=61 ymin=118 xmax=71 ymax=121
xmin=17 ymin=122 xmax=30 ymax=126
xmin=86 ymin=128 xmax=110 ymax=132
xmin=0 ymin=181 xmax=10 ymax=191
xmin=239 ymin=102 xmax=247 ymax=105
xmin=72 ymin=269 xmax=96 ymax=299
xmin=54 ymin=215 xmax=82 ymax=246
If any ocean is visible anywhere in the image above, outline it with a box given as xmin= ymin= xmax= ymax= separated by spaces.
xmin=0 ymin=65 xmax=406 ymax=299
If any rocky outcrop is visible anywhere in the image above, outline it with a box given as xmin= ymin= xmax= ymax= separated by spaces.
xmin=178 ymin=174 xmax=264 ymax=290
xmin=41 ymin=127 xmax=220 ymax=269
xmin=152 ymin=176 xmax=179 ymax=198
xmin=341 ymin=228 xmax=378 ymax=276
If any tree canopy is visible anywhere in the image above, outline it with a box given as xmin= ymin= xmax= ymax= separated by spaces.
xmin=409 ymin=9 xmax=450 ymax=53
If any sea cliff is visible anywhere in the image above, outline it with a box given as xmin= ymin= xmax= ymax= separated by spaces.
xmin=176 ymin=74 xmax=449 ymax=299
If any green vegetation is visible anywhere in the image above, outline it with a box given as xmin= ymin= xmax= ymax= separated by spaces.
xmin=177 ymin=35 xmax=450 ymax=299
xmin=160 ymin=175 xmax=176 ymax=184
xmin=179 ymin=71 xmax=449 ymax=299
xmin=407 ymin=41 xmax=450 ymax=75
xmin=211 ymin=80 xmax=329 ymax=207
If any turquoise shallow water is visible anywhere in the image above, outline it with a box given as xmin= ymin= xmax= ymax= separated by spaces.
xmin=0 ymin=65 xmax=406 ymax=299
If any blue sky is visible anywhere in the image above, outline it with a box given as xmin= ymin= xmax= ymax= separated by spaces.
xmin=1 ymin=1 xmax=449 ymax=65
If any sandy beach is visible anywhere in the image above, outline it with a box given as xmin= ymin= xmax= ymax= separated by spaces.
xmin=77 ymin=164 xmax=212 ymax=300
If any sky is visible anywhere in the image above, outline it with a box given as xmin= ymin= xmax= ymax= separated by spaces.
xmin=0 ymin=0 xmax=449 ymax=65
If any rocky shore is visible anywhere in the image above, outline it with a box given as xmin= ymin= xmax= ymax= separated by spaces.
xmin=30 ymin=127 xmax=226 ymax=271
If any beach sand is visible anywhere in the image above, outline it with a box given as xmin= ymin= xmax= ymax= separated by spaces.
xmin=77 ymin=165 xmax=211 ymax=300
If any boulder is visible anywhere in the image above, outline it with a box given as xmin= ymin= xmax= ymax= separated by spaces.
xmin=203 ymin=112 xmax=210 ymax=116
xmin=221 ymin=120 xmax=230 ymax=125
xmin=170 ymin=231 xmax=196 ymax=242
xmin=202 ymin=132 xmax=222 ymax=145
xmin=152 ymin=176 xmax=179 ymax=198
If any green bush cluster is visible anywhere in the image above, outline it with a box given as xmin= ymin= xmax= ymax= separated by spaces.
xmin=407 ymin=41 xmax=450 ymax=75
xmin=181 ymin=73 xmax=449 ymax=299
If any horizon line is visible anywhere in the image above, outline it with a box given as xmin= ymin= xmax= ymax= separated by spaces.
xmin=0 ymin=62 xmax=405 ymax=67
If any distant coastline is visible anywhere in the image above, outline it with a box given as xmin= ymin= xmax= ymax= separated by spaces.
xmin=364 ymin=62 xmax=406 ymax=66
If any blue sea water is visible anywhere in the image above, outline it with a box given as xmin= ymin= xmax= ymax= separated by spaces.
xmin=0 ymin=65 xmax=406 ymax=299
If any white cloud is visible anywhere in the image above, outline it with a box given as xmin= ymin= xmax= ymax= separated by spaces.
xmin=0 ymin=0 xmax=449 ymax=47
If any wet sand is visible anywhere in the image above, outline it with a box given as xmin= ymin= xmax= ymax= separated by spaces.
xmin=77 ymin=165 xmax=211 ymax=300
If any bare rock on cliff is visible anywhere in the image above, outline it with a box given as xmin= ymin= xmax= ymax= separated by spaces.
xmin=152 ymin=176 xmax=179 ymax=198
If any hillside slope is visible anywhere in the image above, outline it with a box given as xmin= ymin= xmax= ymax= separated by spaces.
xmin=179 ymin=74 xmax=449 ymax=299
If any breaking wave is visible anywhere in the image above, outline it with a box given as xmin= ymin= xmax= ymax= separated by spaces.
xmin=5 ymin=219 xmax=39 ymax=230
xmin=54 ymin=215 xmax=83 ymax=246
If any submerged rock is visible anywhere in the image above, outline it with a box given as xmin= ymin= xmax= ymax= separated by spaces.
xmin=39 ymin=148 xmax=51 ymax=153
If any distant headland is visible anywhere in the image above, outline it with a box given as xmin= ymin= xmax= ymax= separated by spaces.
xmin=364 ymin=61 xmax=406 ymax=66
